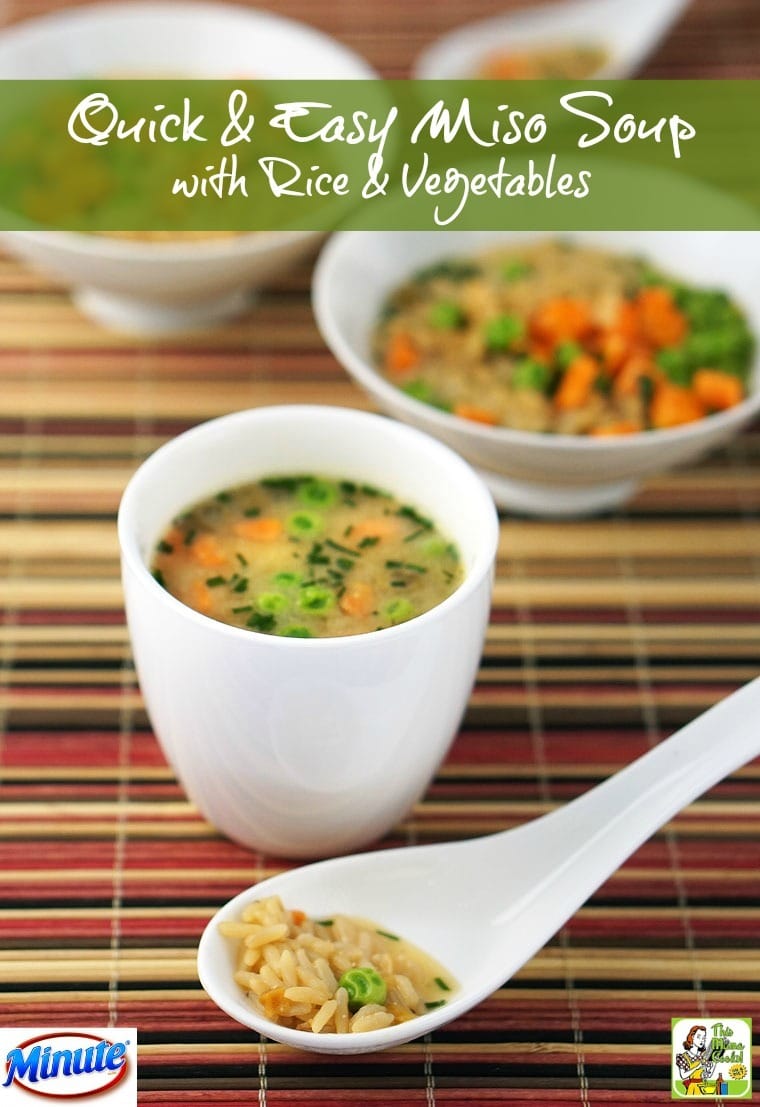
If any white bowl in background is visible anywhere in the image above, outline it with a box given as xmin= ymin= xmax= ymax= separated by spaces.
xmin=413 ymin=0 xmax=692 ymax=80
xmin=118 ymin=405 xmax=498 ymax=858
xmin=313 ymin=231 xmax=760 ymax=516
xmin=0 ymin=1 xmax=375 ymax=334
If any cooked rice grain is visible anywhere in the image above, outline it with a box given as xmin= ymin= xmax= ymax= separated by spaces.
xmin=220 ymin=896 xmax=454 ymax=1034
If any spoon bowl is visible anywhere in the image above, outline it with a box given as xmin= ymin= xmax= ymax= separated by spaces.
xmin=198 ymin=675 xmax=760 ymax=1054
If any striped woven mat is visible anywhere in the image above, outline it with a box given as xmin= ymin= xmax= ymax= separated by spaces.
xmin=1 ymin=0 xmax=760 ymax=1104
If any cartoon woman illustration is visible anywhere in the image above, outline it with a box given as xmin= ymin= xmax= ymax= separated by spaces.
xmin=675 ymin=1025 xmax=715 ymax=1096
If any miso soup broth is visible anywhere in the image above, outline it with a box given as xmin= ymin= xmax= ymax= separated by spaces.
xmin=151 ymin=474 xmax=463 ymax=638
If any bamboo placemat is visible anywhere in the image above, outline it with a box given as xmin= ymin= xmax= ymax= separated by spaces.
xmin=1 ymin=1 xmax=760 ymax=1104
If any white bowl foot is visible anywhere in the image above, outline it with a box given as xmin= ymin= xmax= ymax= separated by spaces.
xmin=476 ymin=467 xmax=638 ymax=517
xmin=74 ymin=286 xmax=255 ymax=335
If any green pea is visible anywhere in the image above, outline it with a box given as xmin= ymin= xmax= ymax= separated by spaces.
xmin=287 ymin=511 xmax=323 ymax=538
xmin=421 ymin=536 xmax=449 ymax=557
xmin=428 ymin=300 xmax=465 ymax=329
xmin=512 ymin=358 xmax=552 ymax=392
xmin=338 ymin=967 xmax=387 ymax=1010
xmin=484 ymin=313 xmax=524 ymax=351
xmin=502 ymin=259 xmax=533 ymax=283
xmin=273 ymin=571 xmax=302 ymax=589
xmin=401 ymin=378 xmax=452 ymax=412
xmin=298 ymin=479 xmax=337 ymax=509
xmin=385 ymin=598 xmax=415 ymax=625
xmin=554 ymin=340 xmax=583 ymax=370
xmin=298 ymin=586 xmax=335 ymax=614
xmin=656 ymin=346 xmax=692 ymax=386
xmin=255 ymin=592 xmax=289 ymax=615
xmin=279 ymin=625 xmax=313 ymax=638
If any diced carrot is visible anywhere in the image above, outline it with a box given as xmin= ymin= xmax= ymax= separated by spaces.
xmin=453 ymin=402 xmax=500 ymax=425
xmin=600 ymin=330 xmax=635 ymax=374
xmin=189 ymin=579 xmax=213 ymax=615
xmin=480 ymin=53 xmax=536 ymax=79
xmin=164 ymin=525 xmax=184 ymax=550
xmin=232 ymin=517 xmax=283 ymax=542
xmin=290 ymin=909 xmax=306 ymax=926
xmin=339 ymin=581 xmax=376 ymax=617
xmin=351 ymin=517 xmax=401 ymax=543
xmin=612 ymin=299 xmax=641 ymax=342
xmin=189 ymin=533 xmax=227 ymax=568
xmin=692 ymin=369 xmax=744 ymax=411
xmin=531 ymin=297 xmax=593 ymax=343
xmin=260 ymin=987 xmax=288 ymax=1019
xmin=650 ymin=383 xmax=706 ymax=429
xmin=635 ymin=286 xmax=688 ymax=349
xmin=553 ymin=354 xmax=598 ymax=410
xmin=589 ymin=420 xmax=641 ymax=437
xmin=613 ymin=354 xmax=660 ymax=398
xmin=528 ymin=341 xmax=553 ymax=365
xmin=385 ymin=332 xmax=420 ymax=378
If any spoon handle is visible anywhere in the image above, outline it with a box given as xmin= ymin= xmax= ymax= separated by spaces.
xmin=487 ymin=675 xmax=760 ymax=941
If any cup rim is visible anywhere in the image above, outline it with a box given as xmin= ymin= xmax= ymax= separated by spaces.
xmin=117 ymin=404 xmax=499 ymax=649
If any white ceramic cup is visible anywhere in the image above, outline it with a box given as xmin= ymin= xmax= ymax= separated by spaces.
xmin=118 ymin=406 xmax=498 ymax=857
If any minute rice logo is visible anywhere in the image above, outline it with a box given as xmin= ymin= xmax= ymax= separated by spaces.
xmin=2 ymin=1031 xmax=132 ymax=1100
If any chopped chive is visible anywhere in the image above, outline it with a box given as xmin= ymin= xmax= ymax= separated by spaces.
xmin=376 ymin=929 xmax=399 ymax=941
xmin=232 ymin=604 xmax=253 ymax=614
xmin=152 ymin=569 xmax=166 ymax=588
xmin=434 ymin=977 xmax=451 ymax=991
xmin=403 ymin=563 xmax=427 ymax=574
xmin=325 ymin=538 xmax=360 ymax=557
xmin=361 ymin=483 xmax=382 ymax=497
xmin=246 ymin=611 xmax=276 ymax=632
xmin=261 ymin=476 xmax=306 ymax=492
xmin=244 ymin=506 xmax=261 ymax=518
xmin=344 ymin=525 xmax=354 ymax=537
xmin=358 ymin=536 xmax=380 ymax=549
xmin=385 ymin=559 xmax=402 ymax=569
xmin=391 ymin=580 xmax=407 ymax=588
xmin=403 ymin=527 xmax=426 ymax=543
xmin=316 ymin=919 xmax=334 ymax=927
xmin=231 ymin=577 xmax=249 ymax=593
xmin=215 ymin=490 xmax=232 ymax=503
xmin=206 ymin=576 xmax=226 ymax=587
xmin=183 ymin=529 xmax=196 ymax=546
xmin=339 ymin=481 xmax=356 ymax=495
xmin=156 ymin=539 xmax=174 ymax=554
xmin=425 ymin=1000 xmax=446 ymax=1009
xmin=336 ymin=557 xmax=354 ymax=572
xmin=306 ymin=542 xmax=330 ymax=566
xmin=397 ymin=505 xmax=433 ymax=529
xmin=236 ymin=552 xmax=248 ymax=567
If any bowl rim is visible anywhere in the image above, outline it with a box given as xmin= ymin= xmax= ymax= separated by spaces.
xmin=0 ymin=0 xmax=378 ymax=68
xmin=1 ymin=228 xmax=319 ymax=262
xmin=0 ymin=0 xmax=375 ymax=257
xmin=313 ymin=230 xmax=760 ymax=455
xmin=117 ymin=404 xmax=499 ymax=650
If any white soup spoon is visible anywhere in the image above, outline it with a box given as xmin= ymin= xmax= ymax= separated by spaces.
xmin=198 ymin=676 xmax=759 ymax=1055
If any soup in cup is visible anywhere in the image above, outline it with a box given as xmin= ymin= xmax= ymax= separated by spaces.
xmin=118 ymin=405 xmax=498 ymax=857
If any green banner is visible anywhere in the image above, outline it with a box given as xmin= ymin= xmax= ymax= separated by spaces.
xmin=0 ymin=80 xmax=758 ymax=230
